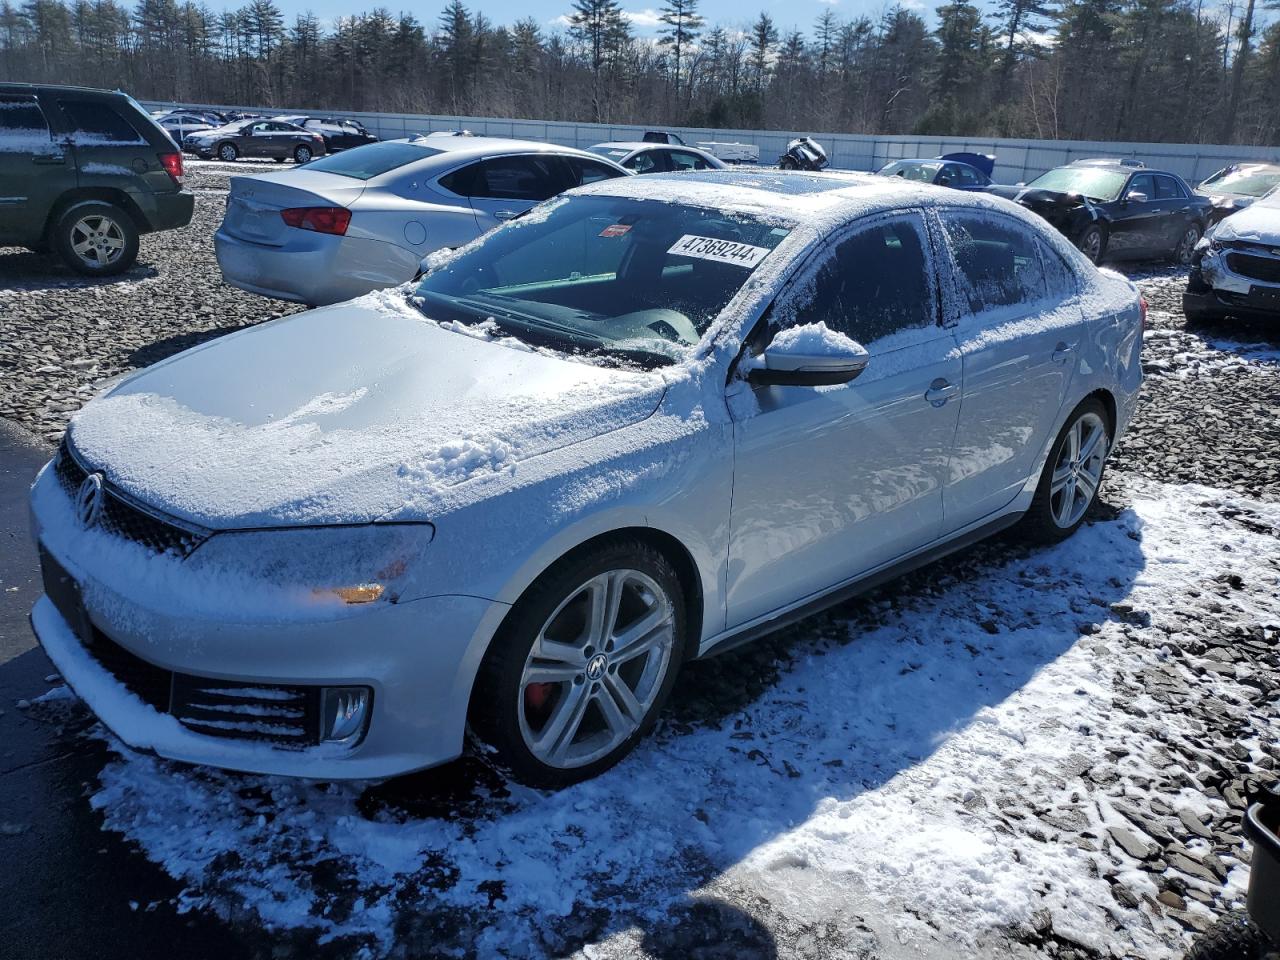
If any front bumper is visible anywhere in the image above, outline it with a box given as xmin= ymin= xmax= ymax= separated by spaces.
xmin=214 ymin=226 xmax=421 ymax=306
xmin=1186 ymin=246 xmax=1280 ymax=321
xmin=30 ymin=472 xmax=506 ymax=780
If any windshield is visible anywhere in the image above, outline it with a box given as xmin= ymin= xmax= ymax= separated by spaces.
xmin=411 ymin=195 xmax=793 ymax=367
xmin=589 ymin=146 xmax=631 ymax=161
xmin=879 ymin=161 xmax=939 ymax=182
xmin=1200 ymin=165 xmax=1280 ymax=198
xmin=303 ymin=141 xmax=442 ymax=180
xmin=1027 ymin=167 xmax=1129 ymax=202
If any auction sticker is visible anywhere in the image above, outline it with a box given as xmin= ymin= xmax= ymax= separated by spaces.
xmin=667 ymin=235 xmax=771 ymax=268
xmin=599 ymin=223 xmax=632 ymax=237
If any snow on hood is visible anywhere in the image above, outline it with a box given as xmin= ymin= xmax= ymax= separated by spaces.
xmin=1209 ymin=198 xmax=1280 ymax=245
xmin=67 ymin=293 xmax=664 ymax=529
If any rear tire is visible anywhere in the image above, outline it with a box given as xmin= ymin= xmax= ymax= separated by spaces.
xmin=1173 ymin=224 xmax=1202 ymax=265
xmin=217 ymin=142 xmax=238 ymax=162
xmin=293 ymin=145 xmax=313 ymax=164
xmin=1020 ymin=397 xmax=1111 ymax=544
xmin=469 ymin=538 xmax=689 ymax=789
xmin=779 ymin=156 xmax=797 ymax=171
xmin=52 ymin=201 xmax=139 ymax=277
xmin=1184 ymin=911 xmax=1273 ymax=960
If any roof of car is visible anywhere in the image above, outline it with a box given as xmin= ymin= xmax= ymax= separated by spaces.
xmin=0 ymin=82 xmax=130 ymax=99
xmin=394 ymin=135 xmax=615 ymax=162
xmin=577 ymin=168 xmax=1015 ymax=220
xmin=592 ymin=141 xmax=702 ymax=153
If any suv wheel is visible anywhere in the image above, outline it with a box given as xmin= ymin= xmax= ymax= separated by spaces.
xmin=52 ymin=202 xmax=139 ymax=276
xmin=293 ymin=145 xmax=313 ymax=164
xmin=1020 ymin=398 xmax=1111 ymax=543
xmin=470 ymin=539 xmax=688 ymax=788
xmin=217 ymin=142 xmax=238 ymax=162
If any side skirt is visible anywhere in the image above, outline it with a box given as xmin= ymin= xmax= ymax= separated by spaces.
xmin=697 ymin=511 xmax=1023 ymax=660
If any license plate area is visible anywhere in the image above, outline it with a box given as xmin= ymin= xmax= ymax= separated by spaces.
xmin=39 ymin=545 xmax=92 ymax=642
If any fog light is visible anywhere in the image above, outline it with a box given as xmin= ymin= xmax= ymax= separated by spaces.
xmin=320 ymin=686 xmax=371 ymax=744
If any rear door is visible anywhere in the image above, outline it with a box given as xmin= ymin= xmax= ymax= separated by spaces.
xmin=0 ymin=92 xmax=72 ymax=244
xmin=54 ymin=96 xmax=166 ymax=197
xmin=668 ymin=149 xmax=713 ymax=172
xmin=1153 ymin=174 xmax=1194 ymax=251
xmin=561 ymin=154 xmax=628 ymax=187
xmin=936 ymin=210 xmax=1085 ymax=531
xmin=458 ymin=153 xmax=571 ymax=229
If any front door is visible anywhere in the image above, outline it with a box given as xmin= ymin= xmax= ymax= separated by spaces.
xmin=935 ymin=209 xmax=1084 ymax=529
xmin=1107 ymin=172 xmax=1165 ymax=257
xmin=0 ymin=93 xmax=71 ymax=245
xmin=725 ymin=211 xmax=962 ymax=628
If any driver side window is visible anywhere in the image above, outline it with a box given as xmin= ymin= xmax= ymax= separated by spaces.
xmin=775 ymin=213 xmax=936 ymax=345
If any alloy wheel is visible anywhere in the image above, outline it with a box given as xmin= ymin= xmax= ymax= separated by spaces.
xmin=295 ymin=146 xmax=312 ymax=163
xmin=69 ymin=215 xmax=126 ymax=268
xmin=219 ymin=143 xmax=236 ymax=161
xmin=1176 ymin=227 xmax=1200 ymax=265
xmin=517 ymin=569 xmax=675 ymax=770
xmin=1079 ymin=228 xmax=1102 ymax=263
xmin=1049 ymin=411 xmax=1108 ymax=528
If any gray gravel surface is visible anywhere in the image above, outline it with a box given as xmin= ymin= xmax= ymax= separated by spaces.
xmin=0 ymin=161 xmax=302 ymax=445
xmin=2 ymin=191 xmax=1279 ymax=960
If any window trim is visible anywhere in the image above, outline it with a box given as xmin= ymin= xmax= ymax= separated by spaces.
xmin=435 ymin=151 xmax=573 ymax=201
xmin=735 ymin=207 xmax=943 ymax=368
xmin=0 ymin=93 xmax=52 ymax=139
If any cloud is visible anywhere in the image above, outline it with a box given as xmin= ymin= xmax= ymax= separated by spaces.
xmin=622 ymin=8 xmax=664 ymax=27
xmin=817 ymin=0 xmax=839 ymax=5
xmin=548 ymin=13 xmax=572 ymax=26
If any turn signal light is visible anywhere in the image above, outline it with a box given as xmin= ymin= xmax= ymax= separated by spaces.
xmin=280 ymin=206 xmax=351 ymax=236
xmin=1139 ymin=295 xmax=1148 ymax=333
xmin=158 ymin=151 xmax=184 ymax=184
xmin=320 ymin=583 xmax=385 ymax=604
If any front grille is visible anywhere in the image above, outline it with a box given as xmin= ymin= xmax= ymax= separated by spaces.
xmin=1227 ymin=251 xmax=1280 ymax=284
xmin=53 ymin=440 xmax=211 ymax=558
xmin=81 ymin=625 xmax=323 ymax=747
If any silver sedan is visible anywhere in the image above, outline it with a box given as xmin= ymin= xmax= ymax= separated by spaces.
xmin=214 ymin=136 xmax=631 ymax=306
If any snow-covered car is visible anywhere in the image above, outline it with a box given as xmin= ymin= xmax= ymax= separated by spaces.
xmin=29 ymin=171 xmax=1143 ymax=788
xmin=1195 ymin=162 xmax=1280 ymax=224
xmin=588 ymin=141 xmax=726 ymax=174
xmin=1184 ymin=186 xmax=1280 ymax=324
xmin=213 ymin=136 xmax=629 ymax=306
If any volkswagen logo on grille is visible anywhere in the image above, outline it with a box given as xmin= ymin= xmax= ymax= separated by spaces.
xmin=75 ymin=473 xmax=105 ymax=530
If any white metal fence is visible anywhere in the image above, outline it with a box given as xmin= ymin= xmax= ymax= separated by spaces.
xmin=147 ymin=100 xmax=1280 ymax=185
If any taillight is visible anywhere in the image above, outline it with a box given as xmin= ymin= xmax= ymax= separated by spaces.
xmin=158 ymin=151 xmax=183 ymax=183
xmin=280 ymin=206 xmax=351 ymax=236
xmin=1139 ymin=295 xmax=1147 ymax=333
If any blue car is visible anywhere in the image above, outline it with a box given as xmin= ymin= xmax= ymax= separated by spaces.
xmin=876 ymin=152 xmax=994 ymax=191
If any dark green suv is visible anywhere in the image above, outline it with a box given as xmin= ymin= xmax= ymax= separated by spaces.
xmin=0 ymin=83 xmax=194 ymax=276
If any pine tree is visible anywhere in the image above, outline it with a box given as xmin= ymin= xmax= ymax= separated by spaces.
xmin=657 ymin=0 xmax=702 ymax=102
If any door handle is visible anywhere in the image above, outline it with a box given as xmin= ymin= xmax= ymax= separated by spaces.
xmin=32 ymin=154 xmax=66 ymax=165
xmin=493 ymin=210 xmax=521 ymax=221
xmin=1052 ymin=342 xmax=1074 ymax=363
xmin=925 ymin=379 xmax=959 ymax=407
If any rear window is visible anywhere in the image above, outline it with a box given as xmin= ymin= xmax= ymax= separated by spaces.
xmin=303 ymin=141 xmax=441 ymax=180
xmin=0 ymin=95 xmax=51 ymax=141
xmin=57 ymin=99 xmax=146 ymax=143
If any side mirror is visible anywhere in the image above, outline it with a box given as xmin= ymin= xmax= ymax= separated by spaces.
xmin=1124 ymin=190 xmax=1148 ymax=203
xmin=937 ymin=176 xmax=951 ymax=187
xmin=746 ymin=327 xmax=870 ymax=387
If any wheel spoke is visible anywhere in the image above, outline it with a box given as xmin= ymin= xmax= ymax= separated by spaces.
xmin=596 ymin=674 xmax=643 ymax=735
xmin=587 ymin=572 xmax=624 ymax=646
xmin=1075 ymin=468 xmax=1098 ymax=501
xmin=72 ymin=236 xmax=93 ymax=256
xmin=1050 ymin=463 xmax=1073 ymax=495
xmin=536 ymin=682 xmax=590 ymax=762
xmin=1066 ymin=421 xmax=1080 ymax=462
xmin=522 ymin=662 xmax=580 ymax=686
xmin=1078 ymin=424 xmax=1104 ymax=463
xmin=533 ymin=636 xmax=587 ymax=669
xmin=610 ymin=604 xmax=670 ymax=659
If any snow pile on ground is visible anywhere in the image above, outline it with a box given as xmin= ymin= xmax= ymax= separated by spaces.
xmin=75 ymin=477 xmax=1280 ymax=958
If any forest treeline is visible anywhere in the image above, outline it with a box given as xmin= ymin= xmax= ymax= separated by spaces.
xmin=1 ymin=0 xmax=1278 ymax=145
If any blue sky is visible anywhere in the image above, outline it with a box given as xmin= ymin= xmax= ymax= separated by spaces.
xmin=244 ymin=0 xmax=933 ymax=40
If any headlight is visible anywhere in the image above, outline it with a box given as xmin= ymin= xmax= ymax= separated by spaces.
xmin=185 ymin=522 xmax=434 ymax=611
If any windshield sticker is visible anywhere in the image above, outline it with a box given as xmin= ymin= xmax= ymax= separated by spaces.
xmin=667 ymin=234 xmax=771 ymax=268
xmin=599 ymin=223 xmax=632 ymax=238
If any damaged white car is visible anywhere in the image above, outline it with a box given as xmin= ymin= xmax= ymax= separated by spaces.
xmin=1184 ymin=185 xmax=1280 ymax=324
xmin=30 ymin=172 xmax=1143 ymax=787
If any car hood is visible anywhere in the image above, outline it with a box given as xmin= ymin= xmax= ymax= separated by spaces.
xmin=988 ymin=185 xmax=1088 ymax=208
xmin=1210 ymin=202 xmax=1280 ymax=244
xmin=66 ymin=296 xmax=665 ymax=530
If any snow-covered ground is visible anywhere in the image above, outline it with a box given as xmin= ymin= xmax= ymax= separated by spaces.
xmin=24 ymin=474 xmax=1269 ymax=959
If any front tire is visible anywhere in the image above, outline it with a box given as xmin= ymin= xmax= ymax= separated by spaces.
xmin=52 ymin=201 xmax=139 ymax=276
xmin=1077 ymin=224 xmax=1105 ymax=264
xmin=470 ymin=539 xmax=688 ymax=788
xmin=1184 ymin=911 xmax=1272 ymax=960
xmin=1020 ymin=398 xmax=1111 ymax=544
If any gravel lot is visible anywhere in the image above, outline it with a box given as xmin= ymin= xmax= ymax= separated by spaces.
xmin=2 ymin=170 xmax=1278 ymax=959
